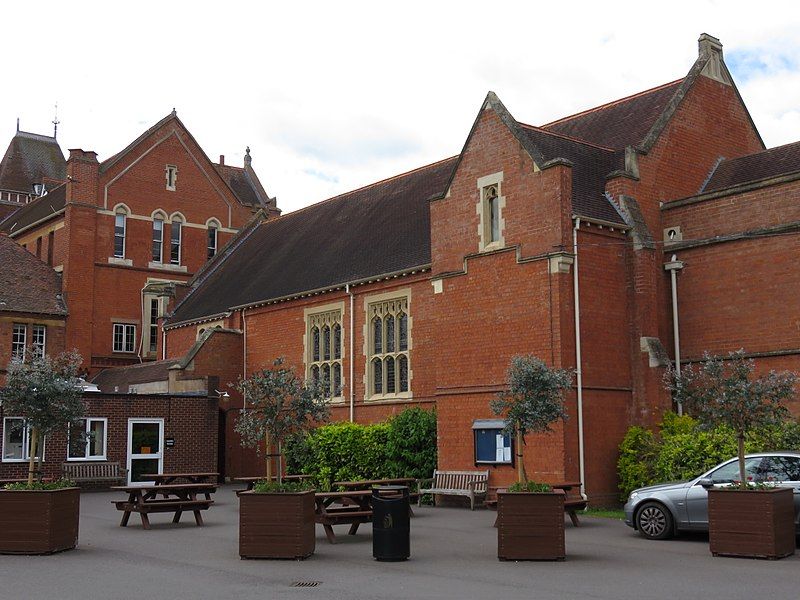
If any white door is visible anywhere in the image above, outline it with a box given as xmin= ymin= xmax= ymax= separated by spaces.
xmin=127 ymin=419 xmax=164 ymax=484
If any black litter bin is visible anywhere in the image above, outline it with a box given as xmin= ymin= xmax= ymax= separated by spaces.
xmin=372 ymin=485 xmax=410 ymax=561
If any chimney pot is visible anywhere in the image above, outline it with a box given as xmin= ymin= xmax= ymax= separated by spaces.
xmin=219 ymin=155 xmax=224 ymax=165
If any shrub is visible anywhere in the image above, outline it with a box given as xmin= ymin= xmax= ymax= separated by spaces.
xmin=284 ymin=408 xmax=437 ymax=490
xmin=617 ymin=411 xmax=800 ymax=500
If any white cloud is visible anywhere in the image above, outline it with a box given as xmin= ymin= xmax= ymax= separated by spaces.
xmin=3 ymin=1 xmax=800 ymax=213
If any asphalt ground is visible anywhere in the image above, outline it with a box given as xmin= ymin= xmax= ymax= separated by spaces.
xmin=1 ymin=485 xmax=798 ymax=600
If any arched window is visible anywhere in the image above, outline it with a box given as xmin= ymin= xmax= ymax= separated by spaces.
xmin=333 ymin=323 xmax=341 ymax=360
xmin=152 ymin=215 xmax=164 ymax=262
xmin=113 ymin=206 xmax=128 ymax=258
xmin=206 ymin=219 xmax=220 ymax=259
xmin=311 ymin=365 xmax=320 ymax=383
xmin=367 ymin=296 xmax=410 ymax=398
xmin=311 ymin=326 xmax=320 ymax=362
xmin=373 ymin=316 xmax=383 ymax=354
xmin=306 ymin=308 xmax=344 ymax=400
xmin=322 ymin=325 xmax=331 ymax=361
xmin=170 ymin=215 xmax=183 ymax=265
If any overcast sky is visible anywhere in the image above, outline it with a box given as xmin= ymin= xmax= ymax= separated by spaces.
xmin=3 ymin=1 xmax=799 ymax=214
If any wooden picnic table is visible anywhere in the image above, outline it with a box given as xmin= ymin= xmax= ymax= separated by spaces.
xmin=141 ymin=472 xmax=219 ymax=499
xmin=332 ymin=478 xmax=418 ymax=516
xmin=314 ymin=489 xmax=373 ymax=544
xmin=234 ymin=474 xmax=312 ymax=493
xmin=111 ymin=483 xmax=217 ymax=530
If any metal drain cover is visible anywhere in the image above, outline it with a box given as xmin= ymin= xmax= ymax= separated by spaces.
xmin=291 ymin=581 xmax=321 ymax=588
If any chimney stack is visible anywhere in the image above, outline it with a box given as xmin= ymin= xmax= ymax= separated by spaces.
xmin=219 ymin=155 xmax=225 ymax=166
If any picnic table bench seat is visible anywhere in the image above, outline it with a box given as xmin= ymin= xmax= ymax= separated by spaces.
xmin=63 ymin=461 xmax=127 ymax=484
xmin=112 ymin=498 xmax=214 ymax=528
xmin=418 ymin=470 xmax=489 ymax=510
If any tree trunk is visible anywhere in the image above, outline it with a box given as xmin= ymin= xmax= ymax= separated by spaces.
xmin=27 ymin=427 xmax=39 ymax=486
xmin=516 ymin=429 xmax=526 ymax=484
xmin=737 ymin=433 xmax=746 ymax=490
xmin=277 ymin=441 xmax=283 ymax=484
xmin=265 ymin=432 xmax=272 ymax=481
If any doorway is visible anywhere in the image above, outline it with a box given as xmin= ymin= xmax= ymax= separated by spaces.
xmin=127 ymin=419 xmax=164 ymax=484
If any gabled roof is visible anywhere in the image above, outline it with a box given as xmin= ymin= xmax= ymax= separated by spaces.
xmin=100 ymin=111 xmax=273 ymax=211
xmin=167 ymin=157 xmax=457 ymax=326
xmin=0 ymin=233 xmax=67 ymax=315
xmin=517 ymin=124 xmax=622 ymax=223
xmin=702 ymin=141 xmax=800 ymax=193
xmin=0 ymin=183 xmax=66 ymax=234
xmin=542 ymin=81 xmax=684 ymax=151
xmin=0 ymin=130 xmax=66 ymax=193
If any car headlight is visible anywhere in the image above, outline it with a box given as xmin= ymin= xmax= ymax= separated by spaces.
xmin=628 ymin=491 xmax=640 ymax=501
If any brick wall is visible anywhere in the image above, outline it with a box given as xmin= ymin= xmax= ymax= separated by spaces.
xmin=0 ymin=393 xmax=218 ymax=482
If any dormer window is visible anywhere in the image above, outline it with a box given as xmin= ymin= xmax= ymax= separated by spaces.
xmin=33 ymin=183 xmax=45 ymax=196
xmin=165 ymin=165 xmax=177 ymax=191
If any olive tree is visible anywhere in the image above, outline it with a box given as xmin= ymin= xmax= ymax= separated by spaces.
xmin=490 ymin=355 xmax=573 ymax=484
xmin=235 ymin=358 xmax=330 ymax=483
xmin=666 ymin=350 xmax=795 ymax=490
xmin=1 ymin=351 xmax=84 ymax=485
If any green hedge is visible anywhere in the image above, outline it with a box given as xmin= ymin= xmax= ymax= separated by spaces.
xmin=617 ymin=412 xmax=800 ymax=501
xmin=284 ymin=407 xmax=437 ymax=490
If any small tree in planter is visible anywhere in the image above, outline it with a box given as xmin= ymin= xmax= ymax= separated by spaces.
xmin=234 ymin=358 xmax=329 ymax=559
xmin=666 ymin=350 xmax=796 ymax=559
xmin=0 ymin=350 xmax=84 ymax=554
xmin=490 ymin=355 xmax=573 ymax=560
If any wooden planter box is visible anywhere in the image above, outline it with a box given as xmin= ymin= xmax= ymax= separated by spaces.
xmin=0 ymin=487 xmax=80 ymax=554
xmin=497 ymin=490 xmax=565 ymax=561
xmin=708 ymin=486 xmax=795 ymax=559
xmin=239 ymin=490 xmax=315 ymax=559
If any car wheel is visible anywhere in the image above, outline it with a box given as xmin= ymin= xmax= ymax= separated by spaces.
xmin=636 ymin=502 xmax=674 ymax=540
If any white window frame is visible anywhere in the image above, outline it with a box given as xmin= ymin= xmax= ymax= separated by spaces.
xmin=31 ymin=324 xmax=46 ymax=359
xmin=2 ymin=417 xmax=45 ymax=463
xmin=207 ymin=225 xmax=218 ymax=259
xmin=113 ymin=323 xmax=136 ymax=353
xmin=66 ymin=417 xmax=108 ymax=461
xmin=476 ymin=171 xmax=506 ymax=252
xmin=11 ymin=323 xmax=26 ymax=362
xmin=146 ymin=297 xmax=161 ymax=355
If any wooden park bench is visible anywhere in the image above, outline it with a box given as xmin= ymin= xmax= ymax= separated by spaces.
xmin=63 ymin=461 xmax=127 ymax=485
xmin=417 ymin=470 xmax=489 ymax=510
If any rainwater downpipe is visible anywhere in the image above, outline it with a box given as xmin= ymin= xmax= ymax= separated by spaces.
xmin=242 ymin=308 xmax=247 ymax=380
xmin=572 ymin=218 xmax=587 ymax=501
xmin=346 ymin=284 xmax=355 ymax=422
xmin=665 ymin=255 xmax=685 ymax=416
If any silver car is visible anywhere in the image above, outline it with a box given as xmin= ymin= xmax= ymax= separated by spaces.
xmin=624 ymin=452 xmax=800 ymax=540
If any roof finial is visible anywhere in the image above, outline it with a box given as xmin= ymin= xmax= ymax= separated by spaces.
xmin=16 ymin=118 xmax=19 ymax=133
xmin=244 ymin=146 xmax=252 ymax=166
xmin=52 ymin=102 xmax=60 ymax=139
xmin=172 ymin=107 xmax=177 ymax=116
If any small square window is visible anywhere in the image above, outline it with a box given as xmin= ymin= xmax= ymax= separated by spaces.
xmin=473 ymin=420 xmax=512 ymax=464
xmin=165 ymin=165 xmax=177 ymax=191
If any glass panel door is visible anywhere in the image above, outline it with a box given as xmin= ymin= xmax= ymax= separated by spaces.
xmin=127 ymin=419 xmax=164 ymax=484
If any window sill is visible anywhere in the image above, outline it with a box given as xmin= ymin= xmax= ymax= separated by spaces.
xmin=108 ymin=257 xmax=133 ymax=266
xmin=1 ymin=458 xmax=42 ymax=463
xmin=480 ymin=241 xmax=504 ymax=253
xmin=365 ymin=393 xmax=413 ymax=403
xmin=148 ymin=262 xmax=187 ymax=273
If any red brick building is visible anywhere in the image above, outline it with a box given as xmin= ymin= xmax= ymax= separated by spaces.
xmin=87 ymin=35 xmax=800 ymax=503
xmin=1 ymin=112 xmax=277 ymax=375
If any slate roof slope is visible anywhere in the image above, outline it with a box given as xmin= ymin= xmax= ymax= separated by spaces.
xmin=542 ymin=80 xmax=684 ymax=150
xmin=167 ymin=157 xmax=457 ymax=326
xmin=92 ymin=360 xmax=176 ymax=393
xmin=0 ymin=183 xmax=66 ymax=234
xmin=0 ymin=130 xmax=66 ymax=193
xmin=0 ymin=233 xmax=67 ymax=315
xmin=702 ymin=141 xmax=800 ymax=193
xmin=517 ymin=125 xmax=623 ymax=224
xmin=213 ymin=160 xmax=276 ymax=210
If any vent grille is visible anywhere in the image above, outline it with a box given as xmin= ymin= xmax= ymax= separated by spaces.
xmin=291 ymin=581 xmax=321 ymax=588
